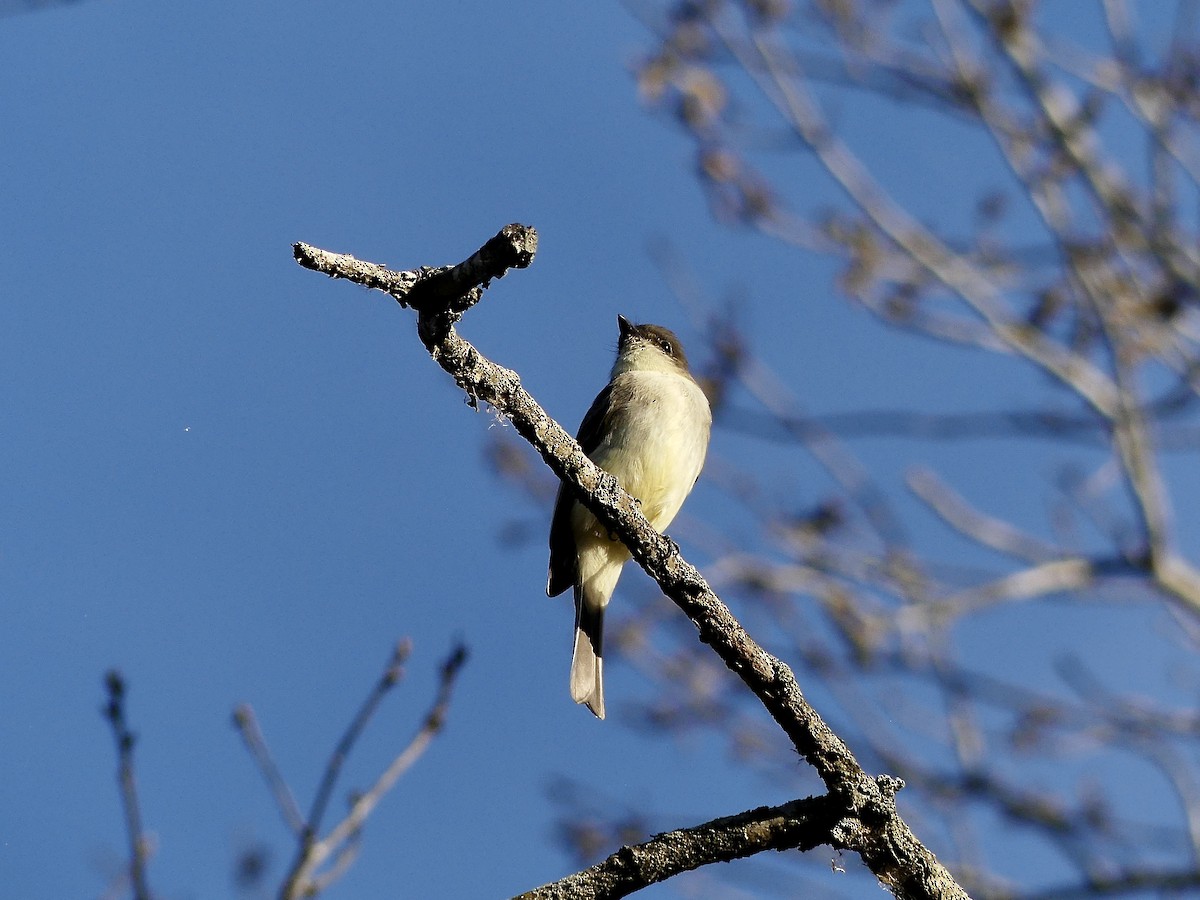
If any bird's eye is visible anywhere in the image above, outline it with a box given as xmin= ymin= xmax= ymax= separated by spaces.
xmin=660 ymin=339 xmax=673 ymax=355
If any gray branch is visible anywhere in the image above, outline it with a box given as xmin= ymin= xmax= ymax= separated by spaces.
xmin=293 ymin=225 xmax=969 ymax=900
xmin=514 ymin=795 xmax=842 ymax=900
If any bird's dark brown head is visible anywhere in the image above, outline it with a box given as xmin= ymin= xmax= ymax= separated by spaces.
xmin=616 ymin=315 xmax=691 ymax=372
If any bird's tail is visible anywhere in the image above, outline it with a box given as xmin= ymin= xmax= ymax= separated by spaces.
xmin=570 ymin=588 xmax=605 ymax=719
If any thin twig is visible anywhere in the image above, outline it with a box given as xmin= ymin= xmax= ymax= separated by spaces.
xmin=232 ymin=704 xmax=306 ymax=837
xmin=907 ymin=467 xmax=1061 ymax=563
xmin=305 ymin=639 xmax=412 ymax=838
xmin=280 ymin=642 xmax=469 ymax=900
xmin=102 ymin=670 xmax=154 ymax=900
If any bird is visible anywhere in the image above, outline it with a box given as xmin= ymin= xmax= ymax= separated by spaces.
xmin=547 ymin=315 xmax=711 ymax=719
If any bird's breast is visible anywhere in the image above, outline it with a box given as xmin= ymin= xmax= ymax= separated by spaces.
xmin=589 ymin=371 xmax=711 ymax=531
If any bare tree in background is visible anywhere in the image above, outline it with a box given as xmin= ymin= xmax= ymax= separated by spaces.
xmin=490 ymin=1 xmax=1200 ymax=896
xmin=100 ymin=641 xmax=467 ymax=900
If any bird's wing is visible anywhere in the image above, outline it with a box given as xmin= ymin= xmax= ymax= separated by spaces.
xmin=575 ymin=380 xmax=623 ymax=456
xmin=546 ymin=381 xmax=627 ymax=596
xmin=546 ymin=480 xmax=577 ymax=597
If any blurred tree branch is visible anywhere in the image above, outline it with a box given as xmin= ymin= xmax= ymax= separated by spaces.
xmin=101 ymin=670 xmax=154 ymax=900
xmin=233 ymin=639 xmax=469 ymax=899
xmin=563 ymin=0 xmax=1200 ymax=895
xmin=0 ymin=0 xmax=88 ymax=18
xmin=100 ymin=640 xmax=466 ymax=900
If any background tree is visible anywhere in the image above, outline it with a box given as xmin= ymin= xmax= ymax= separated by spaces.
xmin=491 ymin=1 xmax=1200 ymax=896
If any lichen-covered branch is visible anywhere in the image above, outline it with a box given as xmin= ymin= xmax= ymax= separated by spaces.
xmin=513 ymin=795 xmax=842 ymax=900
xmin=293 ymin=226 xmax=968 ymax=900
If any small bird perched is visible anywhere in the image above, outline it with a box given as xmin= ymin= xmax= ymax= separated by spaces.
xmin=547 ymin=315 xmax=711 ymax=719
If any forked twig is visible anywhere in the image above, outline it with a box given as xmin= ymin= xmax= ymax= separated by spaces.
xmin=230 ymin=640 xmax=468 ymax=900
xmin=282 ymin=643 xmax=469 ymax=897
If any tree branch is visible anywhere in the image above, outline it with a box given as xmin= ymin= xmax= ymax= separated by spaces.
xmin=102 ymin=669 xmax=154 ymax=900
xmin=232 ymin=704 xmax=307 ymax=837
xmin=304 ymin=639 xmax=412 ymax=841
xmin=276 ymin=641 xmax=469 ymax=900
xmin=293 ymin=225 xmax=968 ymax=899
xmin=513 ymin=794 xmax=842 ymax=900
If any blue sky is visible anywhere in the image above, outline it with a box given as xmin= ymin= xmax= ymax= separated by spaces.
xmin=3 ymin=1 xmax=1196 ymax=898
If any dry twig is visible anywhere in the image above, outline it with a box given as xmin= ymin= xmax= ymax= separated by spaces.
xmin=232 ymin=639 xmax=468 ymax=899
xmin=101 ymin=670 xmax=154 ymax=900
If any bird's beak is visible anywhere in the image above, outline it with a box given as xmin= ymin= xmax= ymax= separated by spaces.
xmin=617 ymin=315 xmax=634 ymax=339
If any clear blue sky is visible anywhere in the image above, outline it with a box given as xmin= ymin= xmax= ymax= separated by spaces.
xmin=2 ymin=1 xmax=1193 ymax=898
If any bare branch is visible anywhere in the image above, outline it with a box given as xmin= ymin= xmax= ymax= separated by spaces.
xmin=101 ymin=669 xmax=154 ymax=900
xmin=907 ymin=466 xmax=1061 ymax=562
xmin=1017 ymin=868 xmax=1200 ymax=900
xmin=279 ymin=641 xmax=469 ymax=900
xmin=720 ymin=23 xmax=1123 ymax=418
xmin=293 ymin=227 xmax=969 ymax=900
xmin=904 ymin=557 xmax=1098 ymax=625
xmin=619 ymin=3 xmax=1200 ymax=894
xmin=305 ymin=638 xmax=412 ymax=839
xmin=513 ymin=795 xmax=842 ymax=900
xmin=232 ymin=704 xmax=306 ymax=837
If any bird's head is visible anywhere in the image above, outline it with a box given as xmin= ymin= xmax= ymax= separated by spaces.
xmin=611 ymin=314 xmax=692 ymax=378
